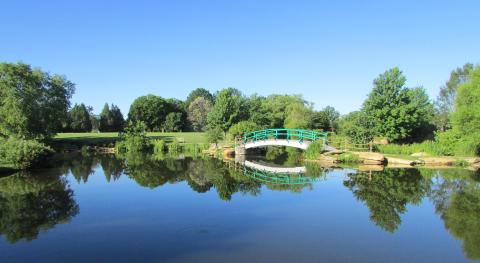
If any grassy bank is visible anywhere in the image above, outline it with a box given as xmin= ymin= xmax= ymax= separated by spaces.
xmin=53 ymin=132 xmax=207 ymax=144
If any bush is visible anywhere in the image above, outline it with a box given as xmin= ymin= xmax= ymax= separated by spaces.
xmin=206 ymin=127 xmax=224 ymax=147
xmin=116 ymin=121 xmax=151 ymax=153
xmin=304 ymin=141 xmax=325 ymax=160
xmin=0 ymin=138 xmax=52 ymax=169
xmin=227 ymin=121 xmax=260 ymax=141
xmin=337 ymin=153 xmax=362 ymax=163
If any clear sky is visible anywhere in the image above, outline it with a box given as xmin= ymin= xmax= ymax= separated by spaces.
xmin=1 ymin=0 xmax=479 ymax=115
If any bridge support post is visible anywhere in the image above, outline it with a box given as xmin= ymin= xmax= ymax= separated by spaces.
xmin=235 ymin=145 xmax=246 ymax=155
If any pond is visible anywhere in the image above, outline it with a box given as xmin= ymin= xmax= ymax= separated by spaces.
xmin=0 ymin=152 xmax=479 ymax=263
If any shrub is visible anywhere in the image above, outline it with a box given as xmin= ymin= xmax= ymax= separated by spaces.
xmin=337 ymin=153 xmax=362 ymax=163
xmin=304 ymin=141 xmax=325 ymax=160
xmin=206 ymin=127 xmax=224 ymax=147
xmin=116 ymin=121 xmax=151 ymax=153
xmin=0 ymin=138 xmax=52 ymax=169
xmin=227 ymin=121 xmax=260 ymax=141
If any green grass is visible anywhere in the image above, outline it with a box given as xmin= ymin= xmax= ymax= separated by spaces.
xmin=54 ymin=132 xmax=207 ymax=144
xmin=383 ymin=154 xmax=421 ymax=161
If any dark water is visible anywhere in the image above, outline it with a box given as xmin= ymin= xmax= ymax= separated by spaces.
xmin=1 ymin=153 xmax=479 ymax=263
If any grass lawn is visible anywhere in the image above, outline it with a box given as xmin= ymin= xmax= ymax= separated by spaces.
xmin=54 ymin=132 xmax=207 ymax=144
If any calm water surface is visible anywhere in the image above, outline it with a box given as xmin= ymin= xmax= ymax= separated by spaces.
xmin=0 ymin=153 xmax=479 ymax=263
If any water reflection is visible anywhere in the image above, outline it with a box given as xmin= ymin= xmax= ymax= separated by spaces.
xmin=0 ymin=170 xmax=79 ymax=243
xmin=344 ymin=169 xmax=431 ymax=233
xmin=0 ymin=153 xmax=479 ymax=261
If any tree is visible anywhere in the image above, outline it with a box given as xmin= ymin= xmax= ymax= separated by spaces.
xmin=311 ymin=106 xmax=340 ymax=132
xmin=109 ymin=104 xmax=125 ymax=131
xmin=99 ymin=103 xmax=125 ymax=132
xmin=128 ymin=95 xmax=169 ymax=131
xmin=452 ymin=66 xmax=480 ymax=136
xmin=362 ymin=67 xmax=434 ymax=143
xmin=284 ymin=102 xmax=313 ymax=129
xmin=187 ymin=96 xmax=212 ymax=131
xmin=339 ymin=111 xmax=375 ymax=144
xmin=207 ymin=88 xmax=246 ymax=133
xmin=0 ymin=62 xmax=74 ymax=139
xmin=185 ymin=88 xmax=214 ymax=106
xmin=206 ymin=127 xmax=224 ymax=147
xmin=227 ymin=121 xmax=260 ymax=141
xmin=69 ymin=104 xmax=92 ymax=132
xmin=261 ymin=95 xmax=308 ymax=128
xmin=164 ymin=112 xmax=183 ymax=132
xmin=434 ymin=63 xmax=474 ymax=131
xmin=99 ymin=103 xmax=111 ymax=132
xmin=245 ymin=94 xmax=270 ymax=127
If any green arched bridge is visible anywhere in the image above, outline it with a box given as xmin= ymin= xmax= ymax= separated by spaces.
xmin=241 ymin=128 xmax=329 ymax=150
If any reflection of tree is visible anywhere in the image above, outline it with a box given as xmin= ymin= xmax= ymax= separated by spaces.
xmin=99 ymin=155 xmax=125 ymax=182
xmin=121 ymin=153 xmax=186 ymax=188
xmin=427 ymin=169 xmax=480 ymax=260
xmin=0 ymin=172 xmax=79 ymax=243
xmin=344 ymin=169 xmax=429 ymax=233
xmin=69 ymin=154 xmax=97 ymax=183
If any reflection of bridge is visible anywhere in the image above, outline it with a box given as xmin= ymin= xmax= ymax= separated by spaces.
xmin=243 ymin=166 xmax=316 ymax=185
xmin=244 ymin=160 xmax=306 ymax=173
xmin=239 ymin=129 xmax=328 ymax=153
xmin=239 ymin=159 xmax=317 ymax=185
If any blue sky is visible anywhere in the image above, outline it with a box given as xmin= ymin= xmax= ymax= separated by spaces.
xmin=1 ymin=0 xmax=479 ymax=115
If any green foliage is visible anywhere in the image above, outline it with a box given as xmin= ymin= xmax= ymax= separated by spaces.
xmin=116 ymin=122 xmax=151 ymax=153
xmin=362 ymin=67 xmax=435 ymax=143
xmin=339 ymin=111 xmax=374 ymax=144
xmin=152 ymin=139 xmax=166 ymax=154
xmin=0 ymin=138 xmax=52 ymax=169
xmin=185 ymin=88 xmax=214 ymax=106
xmin=311 ymin=106 xmax=340 ymax=132
xmin=207 ymin=88 xmax=246 ymax=132
xmin=452 ymin=66 xmax=480 ymax=135
xmin=68 ymin=103 xmax=92 ymax=132
xmin=206 ymin=126 xmax=224 ymax=146
xmin=304 ymin=141 xmax=325 ymax=160
xmin=163 ymin=112 xmax=183 ymax=132
xmin=0 ymin=62 xmax=75 ymax=139
xmin=337 ymin=153 xmax=362 ymax=163
xmin=127 ymin=94 xmax=169 ymax=131
xmin=434 ymin=63 xmax=473 ymax=131
xmin=284 ymin=102 xmax=313 ymax=129
xmin=99 ymin=103 xmax=125 ymax=132
xmin=227 ymin=121 xmax=260 ymax=141
xmin=187 ymin=96 xmax=212 ymax=131
xmin=344 ymin=169 xmax=429 ymax=233
xmin=0 ymin=172 xmax=79 ymax=243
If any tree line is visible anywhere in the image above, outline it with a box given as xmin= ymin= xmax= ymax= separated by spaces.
xmin=1 ymin=61 xmax=479 ymax=169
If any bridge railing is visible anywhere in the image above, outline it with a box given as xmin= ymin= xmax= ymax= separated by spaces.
xmin=243 ymin=167 xmax=315 ymax=185
xmin=243 ymin=128 xmax=328 ymax=144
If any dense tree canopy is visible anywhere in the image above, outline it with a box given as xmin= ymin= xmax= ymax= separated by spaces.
xmin=128 ymin=95 xmax=169 ymax=131
xmin=0 ymin=62 xmax=75 ymax=139
xmin=69 ymin=103 xmax=93 ymax=132
xmin=99 ymin=103 xmax=125 ymax=132
xmin=207 ymin=88 xmax=246 ymax=132
xmin=452 ymin=66 xmax=480 ymax=135
xmin=362 ymin=67 xmax=434 ymax=143
xmin=434 ymin=63 xmax=473 ymax=131
xmin=185 ymin=88 xmax=214 ymax=106
xmin=187 ymin=96 xmax=212 ymax=131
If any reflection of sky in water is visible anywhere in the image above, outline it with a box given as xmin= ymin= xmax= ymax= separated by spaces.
xmin=0 ymin=155 xmax=478 ymax=263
